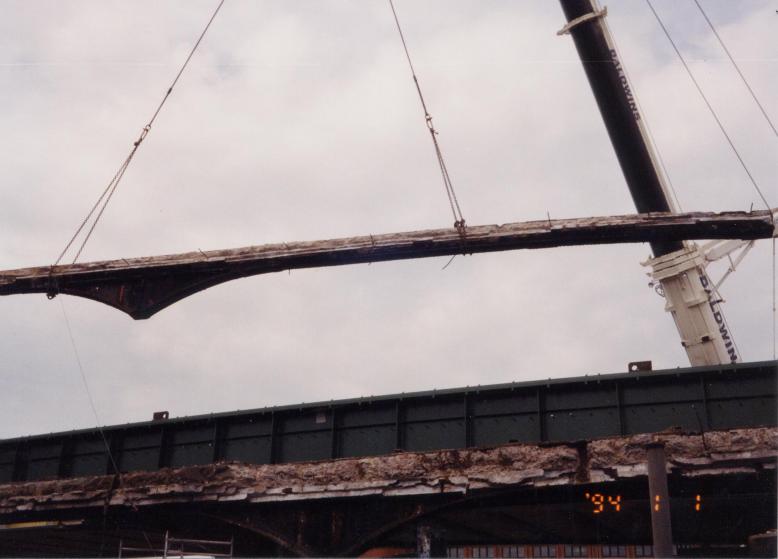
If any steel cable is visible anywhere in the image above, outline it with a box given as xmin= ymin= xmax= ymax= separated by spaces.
xmin=645 ymin=0 xmax=772 ymax=213
xmin=388 ymin=0 xmax=466 ymax=232
xmin=54 ymin=0 xmax=226 ymax=266
xmin=693 ymin=0 xmax=777 ymax=137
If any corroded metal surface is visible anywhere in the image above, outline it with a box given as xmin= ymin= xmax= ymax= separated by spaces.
xmin=0 ymin=210 xmax=773 ymax=318
xmin=1 ymin=427 xmax=774 ymax=515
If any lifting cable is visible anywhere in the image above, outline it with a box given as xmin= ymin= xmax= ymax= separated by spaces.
xmin=693 ymin=0 xmax=777 ymax=138
xmin=53 ymin=0 xmax=226 ymax=266
xmin=388 ymin=0 xmax=467 ymax=234
xmin=645 ymin=0 xmax=772 ymax=214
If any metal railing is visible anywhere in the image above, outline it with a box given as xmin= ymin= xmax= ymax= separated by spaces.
xmin=118 ymin=531 xmax=233 ymax=558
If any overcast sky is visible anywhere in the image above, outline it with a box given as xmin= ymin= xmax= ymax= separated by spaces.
xmin=0 ymin=0 xmax=775 ymax=439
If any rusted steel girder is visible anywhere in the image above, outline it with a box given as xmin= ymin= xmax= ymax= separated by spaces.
xmin=0 ymin=210 xmax=773 ymax=319
xmin=0 ymin=428 xmax=775 ymax=556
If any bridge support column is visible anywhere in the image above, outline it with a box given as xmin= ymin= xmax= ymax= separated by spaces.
xmin=646 ymin=442 xmax=674 ymax=557
xmin=416 ymin=524 xmax=445 ymax=558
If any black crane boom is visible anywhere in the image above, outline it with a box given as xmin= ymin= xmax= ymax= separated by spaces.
xmin=559 ymin=0 xmax=682 ymax=256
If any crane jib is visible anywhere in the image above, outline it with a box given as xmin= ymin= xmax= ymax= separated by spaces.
xmin=559 ymin=0 xmax=681 ymax=256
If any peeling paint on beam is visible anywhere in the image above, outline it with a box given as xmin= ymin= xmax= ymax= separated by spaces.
xmin=0 ymin=427 xmax=774 ymax=515
xmin=0 ymin=210 xmax=774 ymax=318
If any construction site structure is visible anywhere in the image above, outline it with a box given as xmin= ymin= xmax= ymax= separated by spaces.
xmin=0 ymin=1 xmax=776 ymax=557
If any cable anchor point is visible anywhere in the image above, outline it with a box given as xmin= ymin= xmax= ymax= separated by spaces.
xmin=46 ymin=266 xmax=59 ymax=300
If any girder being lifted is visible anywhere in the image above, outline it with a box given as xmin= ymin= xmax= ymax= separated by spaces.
xmin=0 ymin=209 xmax=773 ymax=319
